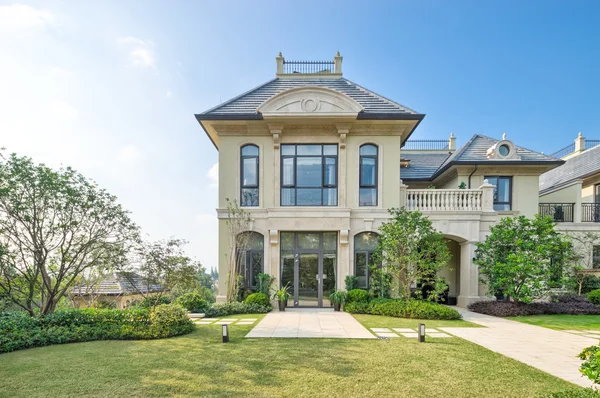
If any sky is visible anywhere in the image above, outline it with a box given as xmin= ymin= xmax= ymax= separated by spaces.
xmin=1 ymin=0 xmax=599 ymax=269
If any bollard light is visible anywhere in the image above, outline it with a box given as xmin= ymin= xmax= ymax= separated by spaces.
xmin=418 ymin=323 xmax=425 ymax=343
xmin=222 ymin=324 xmax=229 ymax=343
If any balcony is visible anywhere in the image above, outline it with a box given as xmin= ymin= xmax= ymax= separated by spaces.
xmin=401 ymin=180 xmax=495 ymax=212
xmin=538 ymin=203 xmax=600 ymax=223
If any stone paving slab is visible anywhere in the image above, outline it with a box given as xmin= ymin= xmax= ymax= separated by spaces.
xmin=215 ymin=321 xmax=233 ymax=325
xmin=376 ymin=332 xmax=400 ymax=338
xmin=400 ymin=332 xmax=419 ymax=338
xmin=392 ymin=328 xmax=416 ymax=333
xmin=440 ymin=308 xmax=597 ymax=388
xmin=245 ymin=308 xmax=376 ymax=339
xmin=371 ymin=328 xmax=391 ymax=333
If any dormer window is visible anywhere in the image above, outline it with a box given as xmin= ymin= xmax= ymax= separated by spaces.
xmin=498 ymin=144 xmax=510 ymax=156
xmin=486 ymin=135 xmax=520 ymax=160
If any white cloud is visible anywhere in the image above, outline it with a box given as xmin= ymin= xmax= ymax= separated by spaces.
xmin=207 ymin=163 xmax=218 ymax=187
xmin=0 ymin=4 xmax=55 ymax=32
xmin=44 ymin=101 xmax=79 ymax=121
xmin=117 ymin=36 xmax=156 ymax=69
xmin=166 ymin=90 xmax=172 ymax=98
xmin=117 ymin=145 xmax=142 ymax=165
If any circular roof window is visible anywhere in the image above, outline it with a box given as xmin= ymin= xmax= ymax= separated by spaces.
xmin=498 ymin=144 xmax=510 ymax=156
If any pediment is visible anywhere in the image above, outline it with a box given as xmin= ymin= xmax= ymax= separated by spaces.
xmin=257 ymin=87 xmax=363 ymax=118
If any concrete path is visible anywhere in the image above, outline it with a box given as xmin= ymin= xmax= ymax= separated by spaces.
xmin=440 ymin=308 xmax=598 ymax=388
xmin=245 ymin=308 xmax=375 ymax=339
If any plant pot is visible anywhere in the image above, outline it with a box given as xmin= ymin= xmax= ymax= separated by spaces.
xmin=278 ymin=301 xmax=286 ymax=311
xmin=333 ymin=303 xmax=341 ymax=311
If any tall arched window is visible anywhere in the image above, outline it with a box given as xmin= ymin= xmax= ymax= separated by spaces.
xmin=354 ymin=232 xmax=379 ymax=289
xmin=241 ymin=145 xmax=259 ymax=206
xmin=359 ymin=144 xmax=378 ymax=206
xmin=237 ymin=232 xmax=264 ymax=290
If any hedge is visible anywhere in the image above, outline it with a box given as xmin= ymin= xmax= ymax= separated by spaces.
xmin=175 ymin=292 xmax=209 ymax=313
xmin=540 ymin=389 xmax=600 ymax=398
xmin=345 ymin=298 xmax=462 ymax=320
xmin=0 ymin=304 xmax=194 ymax=354
xmin=204 ymin=302 xmax=272 ymax=317
xmin=468 ymin=298 xmax=600 ymax=317
xmin=587 ymin=289 xmax=600 ymax=306
xmin=244 ymin=293 xmax=271 ymax=307
xmin=346 ymin=289 xmax=370 ymax=304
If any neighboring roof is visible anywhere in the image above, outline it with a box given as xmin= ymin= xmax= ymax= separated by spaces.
xmin=196 ymin=77 xmax=423 ymax=119
xmin=402 ymin=134 xmax=564 ymax=181
xmin=401 ymin=152 xmax=452 ymax=180
xmin=540 ymin=144 xmax=600 ymax=193
xmin=71 ymin=273 xmax=163 ymax=296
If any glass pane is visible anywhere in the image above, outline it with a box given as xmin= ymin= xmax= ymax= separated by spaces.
xmin=324 ymin=157 xmax=336 ymax=186
xmin=494 ymin=203 xmax=511 ymax=211
xmin=297 ymin=188 xmax=322 ymax=206
xmin=280 ymin=232 xmax=294 ymax=250
xmin=359 ymin=188 xmax=377 ymax=206
xmin=246 ymin=232 xmax=264 ymax=250
xmin=486 ymin=176 xmax=498 ymax=188
xmin=241 ymin=145 xmax=258 ymax=156
xmin=355 ymin=252 xmax=368 ymax=289
xmin=593 ymin=246 xmax=600 ymax=269
xmin=297 ymin=145 xmax=321 ymax=156
xmin=298 ymin=233 xmax=320 ymax=250
xmin=360 ymin=145 xmax=377 ymax=156
xmin=323 ymin=145 xmax=338 ymax=155
xmin=250 ymin=252 xmax=263 ymax=287
xmin=297 ymin=157 xmax=322 ymax=187
xmin=354 ymin=232 xmax=379 ymax=251
xmin=242 ymin=158 xmax=257 ymax=186
xmin=241 ymin=188 xmax=258 ymax=206
xmin=360 ymin=157 xmax=376 ymax=186
xmin=281 ymin=188 xmax=295 ymax=206
xmin=282 ymin=157 xmax=294 ymax=186
xmin=497 ymin=178 xmax=510 ymax=203
xmin=280 ymin=251 xmax=295 ymax=306
xmin=322 ymin=253 xmax=336 ymax=306
xmin=281 ymin=145 xmax=295 ymax=156
xmin=298 ymin=254 xmax=319 ymax=306
xmin=323 ymin=188 xmax=337 ymax=206
xmin=323 ymin=232 xmax=337 ymax=251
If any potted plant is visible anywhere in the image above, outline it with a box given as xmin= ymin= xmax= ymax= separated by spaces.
xmin=329 ymin=290 xmax=346 ymax=311
xmin=271 ymin=282 xmax=291 ymax=311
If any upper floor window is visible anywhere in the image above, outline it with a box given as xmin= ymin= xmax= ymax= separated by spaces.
xmin=359 ymin=144 xmax=378 ymax=206
xmin=240 ymin=145 xmax=259 ymax=206
xmin=485 ymin=176 xmax=512 ymax=211
xmin=280 ymin=144 xmax=338 ymax=206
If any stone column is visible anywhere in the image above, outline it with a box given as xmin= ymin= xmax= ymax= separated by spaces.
xmin=339 ymin=230 xmax=349 ymax=290
xmin=448 ymin=132 xmax=456 ymax=151
xmin=399 ymin=179 xmax=408 ymax=208
xmin=269 ymin=230 xmax=280 ymax=285
xmin=457 ymin=242 xmax=480 ymax=307
xmin=336 ymin=124 xmax=350 ymax=207
xmin=268 ymin=124 xmax=283 ymax=208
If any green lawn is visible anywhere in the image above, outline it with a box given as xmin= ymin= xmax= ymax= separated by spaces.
xmin=353 ymin=314 xmax=483 ymax=329
xmin=0 ymin=313 xmax=578 ymax=398
xmin=506 ymin=315 xmax=600 ymax=331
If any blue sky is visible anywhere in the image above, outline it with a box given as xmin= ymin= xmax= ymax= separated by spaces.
xmin=1 ymin=0 xmax=599 ymax=268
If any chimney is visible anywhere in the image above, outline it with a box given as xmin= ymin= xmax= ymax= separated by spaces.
xmin=575 ymin=132 xmax=585 ymax=153
xmin=276 ymin=52 xmax=284 ymax=75
xmin=334 ymin=51 xmax=343 ymax=74
xmin=448 ymin=132 xmax=456 ymax=151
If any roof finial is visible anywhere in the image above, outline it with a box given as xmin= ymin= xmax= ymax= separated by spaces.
xmin=336 ymin=51 xmax=340 ymax=56
xmin=578 ymin=132 xmax=583 ymax=138
xmin=278 ymin=51 xmax=282 ymax=57
xmin=502 ymin=132 xmax=507 ymax=140
xmin=450 ymin=132 xmax=455 ymax=138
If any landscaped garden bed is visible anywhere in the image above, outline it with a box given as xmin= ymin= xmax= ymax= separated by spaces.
xmin=468 ymin=294 xmax=600 ymax=317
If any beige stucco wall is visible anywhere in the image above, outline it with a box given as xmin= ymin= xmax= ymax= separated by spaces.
xmin=540 ymin=182 xmax=583 ymax=204
xmin=582 ymin=175 xmax=600 ymax=203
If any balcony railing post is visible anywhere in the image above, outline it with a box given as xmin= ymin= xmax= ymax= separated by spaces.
xmin=399 ymin=180 xmax=408 ymax=208
xmin=479 ymin=180 xmax=495 ymax=212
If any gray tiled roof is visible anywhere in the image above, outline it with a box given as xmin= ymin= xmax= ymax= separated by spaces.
xmin=540 ymin=145 xmax=600 ymax=193
xmin=198 ymin=77 xmax=421 ymax=117
xmin=71 ymin=273 xmax=163 ymax=296
xmin=401 ymin=153 xmax=452 ymax=180
xmin=402 ymin=134 xmax=563 ymax=181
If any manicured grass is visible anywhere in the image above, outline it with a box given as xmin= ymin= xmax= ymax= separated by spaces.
xmin=0 ymin=313 xmax=577 ymax=397
xmin=352 ymin=314 xmax=483 ymax=329
xmin=506 ymin=315 xmax=600 ymax=331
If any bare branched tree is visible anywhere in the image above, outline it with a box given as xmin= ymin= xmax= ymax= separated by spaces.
xmin=224 ymin=198 xmax=251 ymax=302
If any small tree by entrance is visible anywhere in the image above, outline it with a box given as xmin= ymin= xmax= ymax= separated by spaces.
xmin=475 ymin=215 xmax=573 ymax=303
xmin=224 ymin=199 xmax=251 ymax=302
xmin=565 ymin=231 xmax=600 ymax=295
xmin=374 ymin=208 xmax=451 ymax=300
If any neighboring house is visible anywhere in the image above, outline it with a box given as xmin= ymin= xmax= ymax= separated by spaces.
xmin=540 ymin=133 xmax=600 ymax=274
xmin=70 ymin=273 xmax=163 ymax=309
xmin=195 ymin=52 xmax=578 ymax=308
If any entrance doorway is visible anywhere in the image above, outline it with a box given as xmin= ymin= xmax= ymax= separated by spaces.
xmin=280 ymin=232 xmax=337 ymax=307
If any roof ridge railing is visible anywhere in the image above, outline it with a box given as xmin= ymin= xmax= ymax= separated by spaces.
xmin=403 ymin=139 xmax=449 ymax=151
xmin=550 ymin=140 xmax=600 ymax=158
xmin=283 ymin=60 xmax=335 ymax=74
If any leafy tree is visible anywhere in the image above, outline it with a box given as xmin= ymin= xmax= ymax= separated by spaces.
xmin=374 ymin=208 xmax=451 ymax=300
xmin=0 ymin=153 xmax=137 ymax=315
xmin=475 ymin=215 xmax=572 ymax=303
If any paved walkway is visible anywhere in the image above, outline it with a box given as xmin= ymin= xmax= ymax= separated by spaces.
xmin=245 ymin=308 xmax=375 ymax=339
xmin=441 ymin=308 xmax=598 ymax=388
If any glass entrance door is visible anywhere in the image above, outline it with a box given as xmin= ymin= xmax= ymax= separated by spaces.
xmin=280 ymin=232 xmax=337 ymax=307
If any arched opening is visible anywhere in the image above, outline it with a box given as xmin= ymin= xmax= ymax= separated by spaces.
xmin=438 ymin=235 xmax=465 ymax=305
xmin=354 ymin=232 xmax=379 ymax=289
xmin=237 ymin=231 xmax=264 ymax=290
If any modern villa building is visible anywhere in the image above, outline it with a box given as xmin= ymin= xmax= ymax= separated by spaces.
xmin=195 ymin=53 xmax=600 ymax=308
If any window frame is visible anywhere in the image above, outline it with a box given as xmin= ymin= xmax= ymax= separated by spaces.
xmin=240 ymin=144 xmax=259 ymax=207
xmin=359 ymin=144 xmax=378 ymax=207
xmin=485 ymin=175 xmax=513 ymax=211
xmin=593 ymin=245 xmax=600 ymax=270
xmin=237 ymin=231 xmax=264 ymax=290
xmin=353 ymin=232 xmax=379 ymax=289
xmin=280 ymin=144 xmax=338 ymax=206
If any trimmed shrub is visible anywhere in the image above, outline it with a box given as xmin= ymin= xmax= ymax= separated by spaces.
xmin=551 ymin=294 xmax=590 ymax=304
xmin=582 ymin=275 xmax=600 ymax=295
xmin=579 ymin=344 xmax=600 ymax=385
xmin=244 ymin=293 xmax=271 ymax=307
xmin=345 ymin=298 xmax=461 ymax=320
xmin=175 ymin=292 xmax=208 ymax=313
xmin=346 ymin=289 xmax=370 ymax=304
xmin=540 ymin=389 xmax=600 ymax=398
xmin=468 ymin=300 xmax=600 ymax=317
xmin=344 ymin=276 xmax=358 ymax=291
xmin=0 ymin=305 xmax=194 ymax=354
xmin=587 ymin=289 xmax=600 ymax=306
xmin=132 ymin=295 xmax=171 ymax=308
xmin=204 ymin=302 xmax=272 ymax=318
